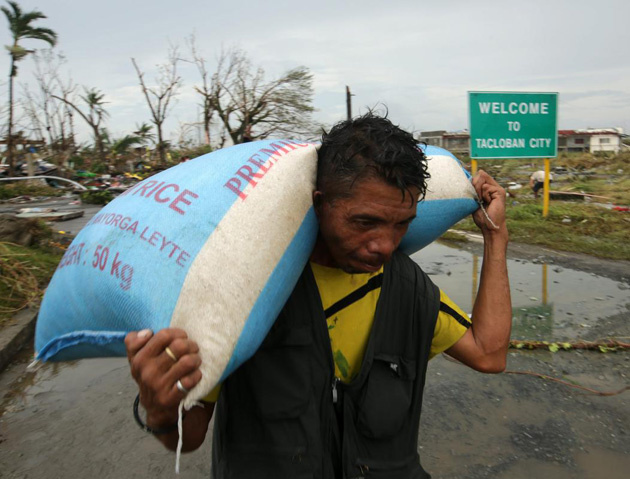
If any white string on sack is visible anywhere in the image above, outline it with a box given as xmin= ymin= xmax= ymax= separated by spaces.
xmin=174 ymin=399 xmax=204 ymax=474
xmin=478 ymin=200 xmax=500 ymax=230
xmin=175 ymin=400 xmax=184 ymax=474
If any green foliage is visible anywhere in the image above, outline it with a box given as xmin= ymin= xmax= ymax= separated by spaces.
xmin=174 ymin=144 xmax=214 ymax=161
xmin=80 ymin=189 xmax=113 ymax=205
xmin=456 ymin=199 xmax=630 ymax=260
xmin=80 ymin=87 xmax=108 ymax=117
xmin=1 ymin=1 xmax=58 ymax=55
xmin=0 ymin=182 xmax=65 ymax=199
xmin=568 ymin=181 xmax=596 ymax=193
xmin=90 ymin=162 xmax=106 ymax=174
xmin=455 ymin=152 xmax=630 ymax=259
xmin=505 ymin=204 xmax=542 ymax=221
xmin=110 ymin=135 xmax=142 ymax=156
xmin=69 ymin=154 xmax=85 ymax=168
xmin=133 ymin=122 xmax=154 ymax=144
xmin=439 ymin=230 xmax=469 ymax=242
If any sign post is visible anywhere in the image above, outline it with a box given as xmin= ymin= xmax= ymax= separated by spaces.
xmin=469 ymin=91 xmax=558 ymax=217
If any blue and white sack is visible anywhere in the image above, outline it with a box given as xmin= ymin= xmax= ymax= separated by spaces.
xmin=35 ymin=140 xmax=478 ymax=406
xmin=401 ymin=145 xmax=478 ymax=253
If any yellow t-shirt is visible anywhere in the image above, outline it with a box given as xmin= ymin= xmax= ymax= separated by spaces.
xmin=311 ymin=262 xmax=382 ymax=382
xmin=311 ymin=262 xmax=471 ymax=383
xmin=203 ymin=261 xmax=471 ymax=400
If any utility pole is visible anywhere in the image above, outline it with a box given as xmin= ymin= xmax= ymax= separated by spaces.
xmin=346 ymin=86 xmax=353 ymax=121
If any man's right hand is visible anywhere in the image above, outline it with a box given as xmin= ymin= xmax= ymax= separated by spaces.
xmin=125 ymin=328 xmax=202 ymax=427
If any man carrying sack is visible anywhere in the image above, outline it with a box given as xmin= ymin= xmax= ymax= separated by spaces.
xmin=126 ymin=112 xmax=512 ymax=478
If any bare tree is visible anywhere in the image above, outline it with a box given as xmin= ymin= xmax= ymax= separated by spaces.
xmin=208 ymin=48 xmax=316 ymax=144
xmin=174 ymin=120 xmax=200 ymax=149
xmin=185 ymin=35 xmax=216 ymax=146
xmin=131 ymin=47 xmax=182 ymax=165
xmin=51 ymin=55 xmax=78 ymax=155
xmin=53 ymin=87 xmax=109 ymax=163
xmin=21 ymin=49 xmax=76 ymax=161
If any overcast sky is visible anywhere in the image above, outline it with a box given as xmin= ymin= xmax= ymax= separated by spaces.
xmin=2 ymin=0 xmax=629 ymax=145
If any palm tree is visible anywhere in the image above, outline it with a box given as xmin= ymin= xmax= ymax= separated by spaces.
xmin=132 ymin=122 xmax=155 ymax=162
xmin=2 ymin=1 xmax=57 ymax=175
xmin=133 ymin=122 xmax=155 ymax=146
xmin=80 ymin=88 xmax=108 ymax=161
xmin=111 ymin=134 xmax=142 ymax=156
xmin=53 ymin=87 xmax=109 ymax=163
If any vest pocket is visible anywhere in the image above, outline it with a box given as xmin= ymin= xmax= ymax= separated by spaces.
xmin=357 ymin=354 xmax=417 ymax=438
xmin=245 ymin=324 xmax=313 ymax=420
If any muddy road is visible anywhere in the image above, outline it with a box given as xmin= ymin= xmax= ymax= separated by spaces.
xmin=1 ymin=241 xmax=628 ymax=479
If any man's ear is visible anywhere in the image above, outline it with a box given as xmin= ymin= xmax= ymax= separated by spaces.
xmin=312 ymin=190 xmax=323 ymax=218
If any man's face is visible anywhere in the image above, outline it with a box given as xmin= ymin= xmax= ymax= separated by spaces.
xmin=313 ymin=176 xmax=419 ymax=274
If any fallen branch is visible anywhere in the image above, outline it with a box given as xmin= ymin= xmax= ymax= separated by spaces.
xmin=503 ymin=370 xmax=630 ymax=397
xmin=509 ymin=339 xmax=630 ymax=353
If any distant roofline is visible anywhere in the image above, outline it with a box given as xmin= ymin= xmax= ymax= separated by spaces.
xmin=559 ymin=129 xmax=621 ymax=136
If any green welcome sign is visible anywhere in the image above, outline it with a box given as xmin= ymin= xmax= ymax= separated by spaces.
xmin=469 ymin=91 xmax=558 ymax=159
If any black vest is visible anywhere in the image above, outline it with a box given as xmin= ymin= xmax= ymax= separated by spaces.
xmin=212 ymin=252 xmax=440 ymax=479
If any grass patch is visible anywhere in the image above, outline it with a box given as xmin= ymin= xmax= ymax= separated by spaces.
xmin=80 ymin=190 xmax=113 ymax=205
xmin=456 ymin=199 xmax=630 ymax=260
xmin=0 ymin=182 xmax=66 ymax=200
xmin=439 ymin=230 xmax=469 ymax=242
xmin=567 ymin=180 xmax=597 ymax=194
xmin=0 ymin=242 xmax=63 ymax=326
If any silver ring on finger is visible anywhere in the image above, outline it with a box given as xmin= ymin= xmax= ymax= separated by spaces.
xmin=176 ymin=379 xmax=190 ymax=394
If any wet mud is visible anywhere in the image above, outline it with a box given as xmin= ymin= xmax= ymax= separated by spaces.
xmin=0 ymin=241 xmax=628 ymax=478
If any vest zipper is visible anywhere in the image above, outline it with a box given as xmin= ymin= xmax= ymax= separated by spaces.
xmin=307 ymin=263 xmax=346 ymax=475
xmin=355 ymin=454 xmax=417 ymax=471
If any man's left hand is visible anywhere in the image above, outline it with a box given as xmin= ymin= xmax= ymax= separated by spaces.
xmin=446 ymin=169 xmax=511 ymax=374
xmin=471 ymin=170 xmax=507 ymax=234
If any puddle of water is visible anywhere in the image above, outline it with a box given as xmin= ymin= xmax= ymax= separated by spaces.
xmin=411 ymin=242 xmax=630 ymax=340
xmin=0 ymin=349 xmax=120 ymax=417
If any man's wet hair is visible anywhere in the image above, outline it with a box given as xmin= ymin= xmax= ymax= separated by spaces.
xmin=317 ymin=110 xmax=429 ymax=204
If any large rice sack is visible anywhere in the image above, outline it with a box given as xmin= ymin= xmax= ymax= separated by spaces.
xmin=35 ymin=141 xmax=478 ymax=406
xmin=401 ymin=145 xmax=478 ymax=253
